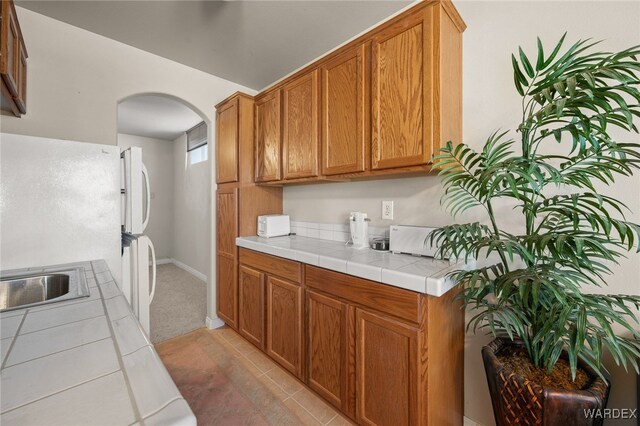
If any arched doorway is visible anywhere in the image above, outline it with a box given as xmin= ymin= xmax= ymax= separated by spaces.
xmin=117 ymin=93 xmax=211 ymax=343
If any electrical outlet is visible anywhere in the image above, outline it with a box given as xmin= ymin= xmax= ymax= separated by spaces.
xmin=382 ymin=201 xmax=394 ymax=220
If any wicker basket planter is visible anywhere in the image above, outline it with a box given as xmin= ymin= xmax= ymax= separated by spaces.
xmin=482 ymin=338 xmax=610 ymax=426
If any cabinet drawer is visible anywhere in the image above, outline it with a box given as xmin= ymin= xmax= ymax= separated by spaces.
xmin=239 ymin=248 xmax=302 ymax=284
xmin=305 ymin=265 xmax=422 ymax=324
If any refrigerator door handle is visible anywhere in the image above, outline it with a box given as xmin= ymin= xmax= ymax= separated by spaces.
xmin=141 ymin=163 xmax=151 ymax=231
xmin=148 ymin=237 xmax=157 ymax=302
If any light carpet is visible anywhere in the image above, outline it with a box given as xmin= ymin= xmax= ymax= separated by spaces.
xmin=150 ymin=263 xmax=207 ymax=343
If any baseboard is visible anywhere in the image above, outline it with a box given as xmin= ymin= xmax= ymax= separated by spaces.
xmin=464 ymin=416 xmax=484 ymax=426
xmin=157 ymin=258 xmax=207 ymax=282
xmin=171 ymin=258 xmax=207 ymax=282
xmin=206 ymin=316 xmax=225 ymax=329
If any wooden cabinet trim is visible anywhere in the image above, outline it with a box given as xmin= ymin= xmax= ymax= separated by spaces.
xmin=305 ymin=265 xmax=421 ymax=324
xmin=239 ymin=248 xmax=302 ymax=284
xmin=282 ymin=69 xmax=320 ymax=179
xmin=321 ymin=43 xmax=370 ymax=176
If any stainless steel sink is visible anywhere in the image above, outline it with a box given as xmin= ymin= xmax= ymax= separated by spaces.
xmin=0 ymin=266 xmax=90 ymax=312
xmin=0 ymin=274 xmax=70 ymax=310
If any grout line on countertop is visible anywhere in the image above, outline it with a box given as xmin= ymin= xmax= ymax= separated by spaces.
xmin=2 ymin=336 xmax=112 ymax=369
xmin=0 ymin=310 xmax=27 ymax=370
xmin=0 ymin=370 xmax=122 ymax=415
xmin=25 ymin=291 xmax=98 ymax=313
xmin=16 ymin=312 xmax=105 ymax=337
xmin=140 ymin=396 xmax=183 ymax=421
xmin=94 ymin=262 xmax=144 ymax=425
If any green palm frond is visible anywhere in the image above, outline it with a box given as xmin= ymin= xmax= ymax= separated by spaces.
xmin=432 ymin=34 xmax=640 ymax=380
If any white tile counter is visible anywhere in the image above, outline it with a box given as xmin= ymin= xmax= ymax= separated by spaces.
xmin=0 ymin=260 xmax=195 ymax=426
xmin=236 ymin=235 xmax=470 ymax=296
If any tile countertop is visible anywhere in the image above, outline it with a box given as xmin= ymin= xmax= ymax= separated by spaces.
xmin=0 ymin=260 xmax=196 ymax=426
xmin=236 ymin=235 xmax=472 ymax=296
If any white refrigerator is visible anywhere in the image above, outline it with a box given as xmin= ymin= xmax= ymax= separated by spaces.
xmin=120 ymin=146 xmax=156 ymax=335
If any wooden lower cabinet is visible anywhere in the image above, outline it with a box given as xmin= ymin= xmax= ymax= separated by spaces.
xmin=306 ymin=290 xmax=350 ymax=411
xmin=237 ymin=250 xmax=463 ymax=425
xmin=356 ymin=309 xmax=418 ymax=426
xmin=238 ymin=265 xmax=264 ymax=349
xmin=266 ymin=276 xmax=303 ymax=378
xmin=216 ymin=254 xmax=237 ymax=328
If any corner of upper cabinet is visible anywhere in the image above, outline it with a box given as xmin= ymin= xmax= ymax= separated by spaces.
xmin=439 ymin=0 xmax=467 ymax=33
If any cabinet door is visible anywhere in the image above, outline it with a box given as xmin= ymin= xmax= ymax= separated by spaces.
xmin=321 ymin=44 xmax=369 ymax=175
xmin=266 ymin=276 xmax=303 ymax=378
xmin=255 ymin=90 xmax=282 ymax=182
xmin=1 ymin=1 xmax=20 ymax=97
xmin=371 ymin=12 xmax=431 ymax=170
xmin=238 ymin=265 xmax=264 ymax=349
xmin=307 ymin=290 xmax=348 ymax=410
xmin=356 ymin=309 xmax=418 ymax=426
xmin=216 ymin=188 xmax=238 ymax=328
xmin=216 ymin=98 xmax=239 ymax=183
xmin=282 ymin=70 xmax=320 ymax=179
xmin=15 ymin=42 xmax=26 ymax=114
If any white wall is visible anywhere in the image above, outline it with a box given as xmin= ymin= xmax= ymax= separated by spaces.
xmin=118 ymin=133 xmax=174 ymax=260
xmin=284 ymin=2 xmax=640 ymax=424
xmin=0 ymin=134 xmax=121 ymax=281
xmin=172 ymin=134 xmax=210 ymax=278
xmin=1 ymin=7 xmax=256 ymax=322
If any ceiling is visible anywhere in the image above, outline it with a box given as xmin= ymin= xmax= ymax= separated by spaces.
xmin=117 ymin=95 xmax=203 ymax=140
xmin=17 ymin=0 xmax=412 ymax=91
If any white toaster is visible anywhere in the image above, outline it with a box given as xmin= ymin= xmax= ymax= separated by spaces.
xmin=257 ymin=214 xmax=290 ymax=238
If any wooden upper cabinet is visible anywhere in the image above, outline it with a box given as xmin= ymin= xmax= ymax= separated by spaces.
xmin=255 ymin=90 xmax=282 ymax=182
xmin=321 ymin=44 xmax=369 ymax=176
xmin=1 ymin=0 xmax=28 ymax=117
xmin=216 ymin=97 xmax=239 ymax=183
xmin=282 ymin=70 xmax=320 ymax=179
xmin=1 ymin=0 xmax=19 ymax=97
xmin=371 ymin=11 xmax=431 ymax=170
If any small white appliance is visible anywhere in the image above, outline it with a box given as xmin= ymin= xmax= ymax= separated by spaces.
xmin=390 ymin=225 xmax=438 ymax=257
xmin=257 ymin=214 xmax=290 ymax=238
xmin=349 ymin=212 xmax=369 ymax=249
xmin=120 ymin=146 xmax=156 ymax=336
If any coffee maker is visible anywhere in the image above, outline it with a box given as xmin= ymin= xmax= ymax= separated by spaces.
xmin=349 ymin=212 xmax=369 ymax=249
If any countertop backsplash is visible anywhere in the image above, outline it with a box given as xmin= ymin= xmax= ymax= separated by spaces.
xmin=290 ymin=220 xmax=389 ymax=243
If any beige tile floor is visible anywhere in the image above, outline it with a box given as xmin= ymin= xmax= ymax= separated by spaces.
xmin=156 ymin=327 xmax=354 ymax=425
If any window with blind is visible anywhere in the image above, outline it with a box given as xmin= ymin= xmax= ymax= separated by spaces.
xmin=187 ymin=121 xmax=207 ymax=164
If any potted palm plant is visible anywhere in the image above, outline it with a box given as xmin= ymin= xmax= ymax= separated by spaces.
xmin=430 ymin=34 xmax=640 ymax=425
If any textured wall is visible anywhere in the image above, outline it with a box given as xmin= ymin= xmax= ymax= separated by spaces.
xmin=172 ymin=133 xmax=210 ymax=279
